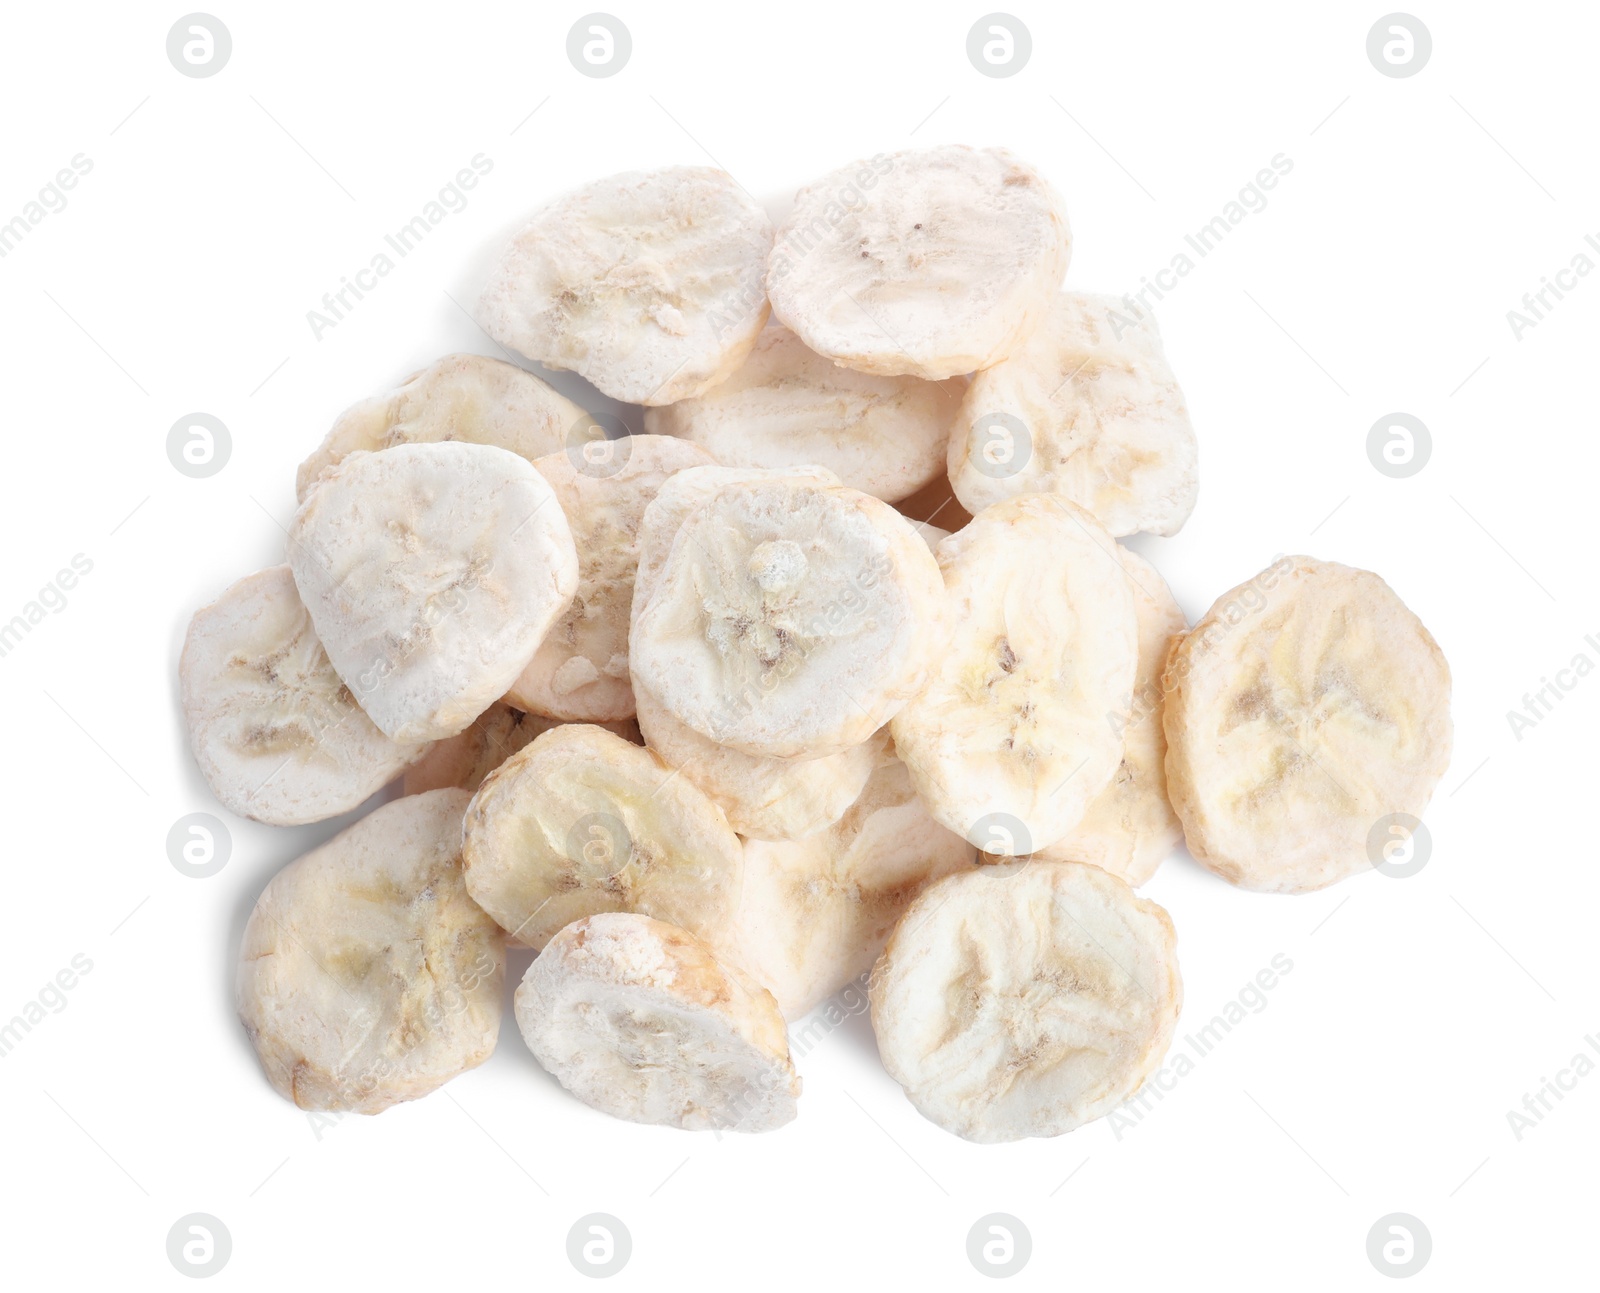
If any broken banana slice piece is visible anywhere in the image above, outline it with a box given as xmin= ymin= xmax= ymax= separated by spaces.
xmin=870 ymin=860 xmax=1181 ymax=1142
xmin=401 ymin=702 xmax=641 ymax=796
xmin=515 ymin=911 xmax=800 ymax=1132
xmin=1162 ymin=556 xmax=1452 ymax=893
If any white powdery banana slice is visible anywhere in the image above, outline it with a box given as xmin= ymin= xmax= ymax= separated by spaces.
xmin=505 ymin=435 xmax=715 ymax=721
xmin=295 ymin=353 xmax=591 ymax=502
xmin=181 ymin=566 xmax=425 ymax=825
xmin=949 ymin=292 xmax=1198 ymax=536
xmin=642 ymin=325 xmax=964 ymax=502
xmin=287 ymin=442 xmax=578 ymax=744
xmin=401 ymin=702 xmax=641 ymax=796
xmin=1163 ymin=556 xmax=1452 ymax=894
xmin=891 ymin=494 xmax=1137 ymax=853
xmin=515 ymin=912 xmax=800 ymax=1132
xmin=461 ymin=723 xmax=743 ymax=952
xmin=476 ymin=167 xmax=773 ymax=405
xmin=631 ymin=477 xmax=945 ymax=759
xmin=870 ymin=860 xmax=1181 ymax=1143
xmin=1035 ymin=547 xmax=1187 ymax=886
xmin=766 ymin=146 xmax=1071 ymax=379
xmin=732 ymin=758 xmax=974 ymax=1018
xmin=236 ymin=789 xmax=504 ymax=1114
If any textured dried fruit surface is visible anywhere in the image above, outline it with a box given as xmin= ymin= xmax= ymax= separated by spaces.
xmin=631 ymin=477 xmax=945 ymax=759
xmin=515 ymin=912 xmax=799 ymax=1132
xmin=506 ymin=435 xmax=714 ymax=721
xmin=643 ymin=325 xmax=964 ymax=501
xmin=891 ymin=494 xmax=1137 ymax=852
xmin=236 ymin=789 xmax=504 ymax=1114
xmin=870 ymin=860 xmax=1181 ymax=1142
xmin=287 ymin=442 xmax=578 ymax=744
xmin=1163 ymin=556 xmax=1452 ymax=893
xmin=461 ymin=724 xmax=743 ymax=952
xmin=181 ymin=566 xmax=424 ymax=825
xmin=766 ymin=146 xmax=1070 ymax=379
xmin=476 ymin=167 xmax=773 ymax=405
xmin=949 ymin=293 xmax=1198 ymax=536
xmin=401 ymin=702 xmax=641 ymax=796
xmin=295 ymin=353 xmax=591 ymax=502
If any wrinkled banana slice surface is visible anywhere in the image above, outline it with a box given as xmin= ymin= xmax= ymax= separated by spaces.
xmin=871 ymin=860 xmax=1181 ymax=1142
xmin=401 ymin=702 xmax=640 ymax=796
xmin=236 ymin=789 xmax=504 ymax=1113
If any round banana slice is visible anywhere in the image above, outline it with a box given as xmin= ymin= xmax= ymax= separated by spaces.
xmin=642 ymin=325 xmax=963 ymax=502
xmin=236 ymin=789 xmax=504 ymax=1114
xmin=894 ymin=471 xmax=972 ymax=534
xmin=631 ymin=477 xmax=945 ymax=760
xmin=515 ymin=912 xmax=800 ymax=1132
xmin=766 ymin=146 xmax=1071 ymax=379
xmin=948 ymin=292 xmax=1198 ymax=536
xmin=891 ymin=494 xmax=1137 ymax=853
xmin=1035 ymin=547 xmax=1187 ymax=885
xmin=732 ymin=757 xmax=975 ymax=1018
xmin=504 ymin=435 xmax=714 ymax=721
xmin=476 ymin=167 xmax=773 ymax=405
xmin=181 ymin=566 xmax=424 ymax=825
xmin=287 ymin=442 xmax=579 ymax=744
xmin=1163 ymin=556 xmax=1452 ymax=893
xmin=295 ymin=353 xmax=591 ymax=502
xmin=870 ymin=860 xmax=1181 ymax=1143
xmin=461 ymin=723 xmax=743 ymax=952
xmin=401 ymin=703 xmax=641 ymax=796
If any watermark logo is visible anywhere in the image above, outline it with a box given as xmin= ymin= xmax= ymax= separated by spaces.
xmin=167 ymin=813 xmax=232 ymax=879
xmin=966 ymin=411 xmax=1032 ymax=479
xmin=567 ymin=1213 xmax=631 ymax=1277
xmin=167 ymin=15 xmax=231 ymax=78
xmin=566 ymin=412 xmax=633 ymax=479
xmin=1366 ymin=1213 xmax=1431 ymax=1278
xmin=568 ymin=15 xmax=631 ymax=78
xmin=1366 ymin=15 xmax=1431 ymax=77
xmin=566 ymin=813 xmax=632 ymax=881
xmin=166 ymin=1213 xmax=231 ymax=1278
xmin=1366 ymin=413 xmax=1431 ymax=478
xmin=1367 ymin=813 xmax=1430 ymax=878
xmin=167 ymin=413 xmax=231 ymax=478
xmin=967 ymin=1213 xmax=1031 ymax=1278
xmin=967 ymin=15 xmax=1031 ymax=77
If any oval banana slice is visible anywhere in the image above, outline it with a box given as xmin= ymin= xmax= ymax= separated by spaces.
xmin=948 ymin=292 xmax=1198 ymax=536
xmin=643 ymin=325 xmax=963 ymax=502
xmin=631 ymin=477 xmax=945 ymax=759
xmin=891 ymin=494 xmax=1138 ymax=852
xmin=1035 ymin=546 xmax=1187 ymax=885
xmin=295 ymin=353 xmax=591 ymax=502
xmin=505 ymin=435 xmax=714 ymax=722
xmin=1163 ymin=556 xmax=1452 ymax=893
xmin=181 ymin=566 xmax=424 ymax=825
xmin=236 ymin=789 xmax=504 ymax=1114
xmin=732 ymin=757 xmax=974 ymax=1018
xmin=287 ymin=442 xmax=578 ymax=743
xmin=870 ymin=860 xmax=1181 ymax=1142
xmin=476 ymin=166 xmax=773 ymax=405
xmin=515 ymin=912 xmax=800 ymax=1132
xmin=461 ymin=723 xmax=743 ymax=952
xmin=401 ymin=702 xmax=641 ymax=796
xmin=766 ymin=146 xmax=1070 ymax=379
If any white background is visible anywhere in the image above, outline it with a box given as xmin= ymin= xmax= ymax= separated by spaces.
xmin=1 ymin=1 xmax=1595 ymax=1287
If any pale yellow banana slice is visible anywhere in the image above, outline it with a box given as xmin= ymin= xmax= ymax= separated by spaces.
xmin=767 ymin=146 xmax=1070 ymax=379
xmin=294 ymin=353 xmax=591 ymax=502
xmin=236 ymin=789 xmax=504 ymax=1114
xmin=401 ymin=703 xmax=641 ymax=796
xmin=476 ymin=167 xmax=773 ymax=405
xmin=870 ymin=860 xmax=1181 ymax=1143
xmin=891 ymin=494 xmax=1138 ymax=852
xmin=287 ymin=442 xmax=578 ymax=743
xmin=515 ymin=912 xmax=799 ymax=1132
xmin=460 ymin=724 xmax=743 ymax=952
xmin=1163 ymin=556 xmax=1452 ymax=893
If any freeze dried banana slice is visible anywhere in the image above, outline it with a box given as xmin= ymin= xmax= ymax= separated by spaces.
xmin=504 ymin=435 xmax=714 ymax=721
xmin=1035 ymin=547 xmax=1187 ymax=885
xmin=870 ymin=860 xmax=1181 ymax=1143
xmin=236 ymin=789 xmax=504 ymax=1114
xmin=732 ymin=758 xmax=974 ymax=1018
xmin=891 ymin=494 xmax=1137 ymax=852
xmin=516 ymin=912 xmax=799 ymax=1132
xmin=181 ymin=566 xmax=424 ymax=825
xmin=949 ymin=293 xmax=1198 ymax=536
xmin=461 ymin=723 xmax=743 ymax=952
xmin=294 ymin=353 xmax=591 ymax=502
xmin=1163 ymin=556 xmax=1452 ymax=893
xmin=766 ymin=146 xmax=1070 ymax=379
xmin=477 ymin=167 xmax=773 ymax=405
xmin=642 ymin=325 xmax=963 ymax=502
xmin=632 ymin=478 xmax=945 ymax=759
xmin=288 ymin=442 xmax=578 ymax=743
xmin=401 ymin=703 xmax=641 ymax=796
